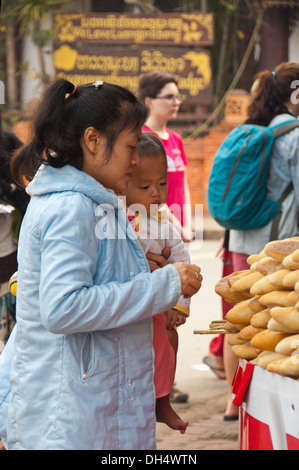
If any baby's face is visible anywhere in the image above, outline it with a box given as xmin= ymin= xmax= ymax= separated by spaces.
xmin=125 ymin=155 xmax=168 ymax=216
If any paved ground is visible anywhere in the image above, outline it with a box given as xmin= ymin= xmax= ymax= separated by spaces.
xmin=155 ymin=234 xmax=240 ymax=451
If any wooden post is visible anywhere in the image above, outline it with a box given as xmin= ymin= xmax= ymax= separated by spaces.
xmin=259 ymin=7 xmax=289 ymax=70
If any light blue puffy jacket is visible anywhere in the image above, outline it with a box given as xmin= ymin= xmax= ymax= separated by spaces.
xmin=0 ymin=164 xmax=182 ymax=450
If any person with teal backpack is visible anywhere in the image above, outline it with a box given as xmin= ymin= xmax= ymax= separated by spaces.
xmin=206 ymin=62 xmax=299 ymax=421
xmin=208 ymin=65 xmax=299 ymax=232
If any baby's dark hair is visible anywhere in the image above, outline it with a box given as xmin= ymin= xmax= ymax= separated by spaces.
xmin=137 ymin=133 xmax=167 ymax=166
xmin=11 ymin=79 xmax=148 ymax=186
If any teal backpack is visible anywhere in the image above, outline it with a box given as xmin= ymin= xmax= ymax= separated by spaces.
xmin=207 ymin=120 xmax=299 ymax=231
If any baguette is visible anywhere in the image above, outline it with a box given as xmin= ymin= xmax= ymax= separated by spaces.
xmin=228 ymin=334 xmax=247 ymax=346
xmin=283 ymin=254 xmax=299 ymax=270
xmin=267 ymin=355 xmax=299 ymax=378
xmin=250 ymin=309 xmax=271 ymax=328
xmin=291 ymin=249 xmax=299 ymax=263
xmin=225 ymin=321 xmax=247 ymax=332
xmin=248 ymin=296 xmax=267 ymax=313
xmin=270 ymin=306 xmax=299 ymax=331
xmin=256 ymin=351 xmax=287 ymax=369
xmin=225 ymin=299 xmax=256 ymax=325
xmin=227 ymin=270 xmax=251 ymax=287
xmin=288 ymin=291 xmax=299 ymax=305
xmin=267 ymin=317 xmax=299 ymax=334
xmin=237 ymin=325 xmax=264 ymax=342
xmin=268 ymin=269 xmax=291 ymax=287
xmin=259 ymin=290 xmax=296 ymax=308
xmin=250 ymin=274 xmax=286 ymax=296
xmin=231 ymin=343 xmax=259 ymax=360
xmin=247 ymin=250 xmax=266 ymax=266
xmin=255 ymin=257 xmax=284 ymax=276
xmin=231 ymin=271 xmax=264 ymax=293
xmin=282 ymin=270 xmax=299 ymax=289
xmin=250 ymin=261 xmax=257 ymax=272
xmin=264 ymin=238 xmax=299 ymax=263
xmin=275 ymin=334 xmax=299 ymax=356
xmin=250 ymin=329 xmax=290 ymax=351
xmin=215 ymin=272 xmax=253 ymax=304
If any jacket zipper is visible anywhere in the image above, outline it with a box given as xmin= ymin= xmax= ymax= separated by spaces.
xmin=80 ymin=333 xmax=95 ymax=381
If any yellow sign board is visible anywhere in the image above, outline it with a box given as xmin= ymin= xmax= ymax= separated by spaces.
xmin=54 ymin=44 xmax=213 ymax=102
xmin=54 ymin=12 xmax=214 ymax=46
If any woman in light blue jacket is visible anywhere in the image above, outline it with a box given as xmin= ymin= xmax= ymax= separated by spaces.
xmin=0 ymin=79 xmax=202 ymax=450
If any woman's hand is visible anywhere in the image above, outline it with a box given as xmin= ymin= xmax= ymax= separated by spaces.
xmin=174 ymin=263 xmax=202 ymax=298
xmin=146 ymin=247 xmax=171 ymax=272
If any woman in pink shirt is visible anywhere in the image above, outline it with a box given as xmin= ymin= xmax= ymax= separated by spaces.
xmin=139 ymin=72 xmax=193 ymax=243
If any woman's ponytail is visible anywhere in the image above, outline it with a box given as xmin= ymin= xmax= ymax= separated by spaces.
xmin=11 ymin=137 xmax=45 ymax=187
xmin=10 ymin=79 xmax=80 ymax=186
xmin=246 ymin=62 xmax=299 ymax=126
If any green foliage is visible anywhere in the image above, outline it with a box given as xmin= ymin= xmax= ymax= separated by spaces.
xmin=2 ymin=0 xmax=70 ymax=34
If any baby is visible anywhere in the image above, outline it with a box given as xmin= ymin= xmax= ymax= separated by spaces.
xmin=125 ymin=133 xmax=191 ymax=434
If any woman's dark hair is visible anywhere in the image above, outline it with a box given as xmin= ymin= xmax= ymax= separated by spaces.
xmin=0 ymin=131 xmax=29 ymax=212
xmin=11 ymin=79 xmax=148 ymax=185
xmin=246 ymin=61 xmax=299 ymax=126
xmin=139 ymin=71 xmax=178 ymax=101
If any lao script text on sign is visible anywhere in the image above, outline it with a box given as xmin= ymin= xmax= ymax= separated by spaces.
xmin=54 ymin=12 xmax=214 ymax=46
xmin=54 ymin=45 xmax=213 ymax=103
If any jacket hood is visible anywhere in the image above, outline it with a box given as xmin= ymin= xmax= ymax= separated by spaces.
xmin=26 ymin=164 xmax=119 ymax=207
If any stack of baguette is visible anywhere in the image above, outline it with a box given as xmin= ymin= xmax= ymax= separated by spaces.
xmin=215 ymin=237 xmax=299 ymax=379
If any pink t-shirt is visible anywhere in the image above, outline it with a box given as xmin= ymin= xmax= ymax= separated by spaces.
xmin=142 ymin=126 xmax=188 ymax=225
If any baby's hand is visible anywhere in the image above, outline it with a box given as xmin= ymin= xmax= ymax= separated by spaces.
xmin=164 ymin=309 xmax=179 ymax=329
xmin=176 ymin=314 xmax=187 ymax=327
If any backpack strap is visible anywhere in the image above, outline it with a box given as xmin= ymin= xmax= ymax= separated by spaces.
xmin=271 ymin=120 xmax=299 ymax=139
xmin=269 ymin=120 xmax=299 ymax=239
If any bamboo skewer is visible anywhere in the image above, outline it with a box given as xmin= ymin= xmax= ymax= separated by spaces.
xmin=194 ymin=320 xmax=236 ymax=335
xmin=194 ymin=329 xmax=228 ymax=335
